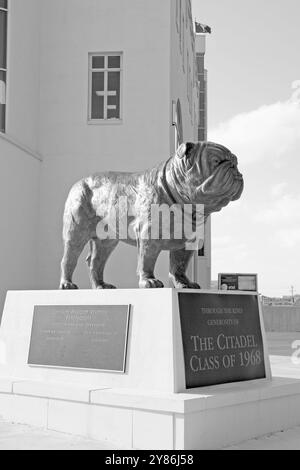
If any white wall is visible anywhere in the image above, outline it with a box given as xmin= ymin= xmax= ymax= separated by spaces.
xmin=0 ymin=138 xmax=41 ymax=319
xmin=0 ymin=0 xmax=41 ymax=317
xmin=1 ymin=0 xmax=202 ymax=297
xmin=37 ymin=0 xmax=172 ymax=289
xmin=6 ymin=0 xmax=41 ymax=152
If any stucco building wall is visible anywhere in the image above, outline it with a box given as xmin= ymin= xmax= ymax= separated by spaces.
xmin=0 ymin=0 xmax=207 ymax=309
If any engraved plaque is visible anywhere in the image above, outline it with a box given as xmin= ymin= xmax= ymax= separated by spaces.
xmin=179 ymin=293 xmax=266 ymax=388
xmin=28 ymin=305 xmax=130 ymax=372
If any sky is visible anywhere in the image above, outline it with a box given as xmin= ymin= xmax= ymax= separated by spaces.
xmin=192 ymin=0 xmax=300 ymax=296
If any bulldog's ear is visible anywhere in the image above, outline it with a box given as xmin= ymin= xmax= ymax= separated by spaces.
xmin=176 ymin=142 xmax=194 ymax=159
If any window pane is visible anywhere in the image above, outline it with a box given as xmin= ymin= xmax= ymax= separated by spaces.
xmin=91 ymin=72 xmax=104 ymax=119
xmin=108 ymin=56 xmax=120 ymax=69
xmin=0 ymin=70 xmax=6 ymax=132
xmin=107 ymin=71 xmax=120 ymax=119
xmin=0 ymin=1 xmax=7 ymax=10
xmin=0 ymin=10 xmax=7 ymax=69
xmin=92 ymin=56 xmax=105 ymax=69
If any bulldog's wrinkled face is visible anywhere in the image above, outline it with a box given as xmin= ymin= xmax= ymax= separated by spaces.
xmin=174 ymin=141 xmax=244 ymax=213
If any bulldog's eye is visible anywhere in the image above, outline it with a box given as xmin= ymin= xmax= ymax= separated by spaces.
xmin=211 ymin=157 xmax=221 ymax=168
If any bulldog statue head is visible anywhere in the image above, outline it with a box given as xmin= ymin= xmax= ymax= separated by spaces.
xmin=169 ymin=141 xmax=244 ymax=214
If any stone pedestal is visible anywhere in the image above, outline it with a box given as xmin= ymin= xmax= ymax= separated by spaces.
xmin=0 ymin=289 xmax=298 ymax=450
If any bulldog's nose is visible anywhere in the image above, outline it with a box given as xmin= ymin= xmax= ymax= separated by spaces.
xmin=230 ymin=154 xmax=238 ymax=167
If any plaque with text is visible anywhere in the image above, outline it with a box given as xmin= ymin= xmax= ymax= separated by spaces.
xmin=218 ymin=273 xmax=258 ymax=292
xmin=28 ymin=305 xmax=130 ymax=372
xmin=178 ymin=293 xmax=266 ymax=389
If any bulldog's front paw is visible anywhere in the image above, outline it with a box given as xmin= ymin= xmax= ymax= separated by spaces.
xmin=184 ymin=281 xmax=201 ymax=289
xmin=96 ymin=282 xmax=117 ymax=290
xmin=169 ymin=274 xmax=201 ymax=290
xmin=139 ymin=277 xmax=164 ymax=289
xmin=60 ymin=281 xmax=79 ymax=290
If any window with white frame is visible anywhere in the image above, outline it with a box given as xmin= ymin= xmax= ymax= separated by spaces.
xmin=0 ymin=0 xmax=8 ymax=133
xmin=89 ymin=53 xmax=122 ymax=122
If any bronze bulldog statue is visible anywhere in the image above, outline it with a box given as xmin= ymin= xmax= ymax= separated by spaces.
xmin=60 ymin=142 xmax=244 ymax=290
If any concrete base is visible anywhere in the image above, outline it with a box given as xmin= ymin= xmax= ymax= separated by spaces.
xmin=0 ymin=289 xmax=185 ymax=394
xmin=0 ymin=289 xmax=296 ymax=449
xmin=1 ymin=376 xmax=300 ymax=449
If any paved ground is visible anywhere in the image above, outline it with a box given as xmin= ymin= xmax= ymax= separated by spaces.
xmin=225 ymin=332 xmax=300 ymax=450
xmin=267 ymin=332 xmax=300 ymax=357
xmin=1 ymin=332 xmax=300 ymax=450
xmin=226 ymin=426 xmax=300 ymax=450
xmin=0 ymin=419 xmax=117 ymax=450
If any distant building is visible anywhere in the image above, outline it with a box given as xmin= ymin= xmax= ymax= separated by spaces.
xmin=262 ymin=296 xmax=294 ymax=306
xmin=0 ymin=0 xmax=211 ymax=310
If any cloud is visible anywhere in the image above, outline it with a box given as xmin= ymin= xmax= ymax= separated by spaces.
xmin=209 ymin=82 xmax=300 ymax=295
xmin=276 ymin=228 xmax=300 ymax=249
xmin=291 ymin=80 xmax=300 ymax=98
xmin=254 ymin=193 xmax=300 ymax=224
xmin=209 ymin=83 xmax=300 ymax=168
xmin=270 ymin=182 xmax=288 ymax=198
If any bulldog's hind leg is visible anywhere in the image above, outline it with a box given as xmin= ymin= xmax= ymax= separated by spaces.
xmin=60 ymin=208 xmax=92 ymax=289
xmin=86 ymin=238 xmax=119 ymax=289
xmin=138 ymin=241 xmax=164 ymax=288
xmin=169 ymin=248 xmax=201 ymax=289
xmin=60 ymin=236 xmax=89 ymax=290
